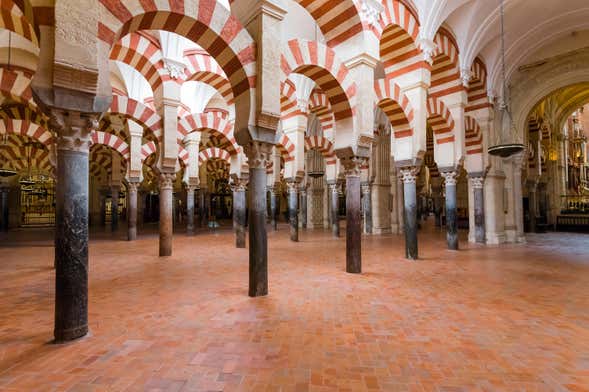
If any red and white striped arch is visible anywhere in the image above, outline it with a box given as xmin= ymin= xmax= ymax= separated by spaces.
xmin=464 ymin=116 xmax=483 ymax=155
xmin=275 ymin=134 xmax=295 ymax=163
xmin=0 ymin=103 xmax=49 ymax=130
xmin=184 ymin=50 xmax=235 ymax=106
xmin=110 ymin=95 xmax=163 ymax=142
xmin=379 ymin=0 xmax=426 ymax=79
xmin=466 ymin=56 xmax=491 ymax=112
xmin=281 ymin=39 xmax=356 ymax=123
xmin=280 ymin=79 xmax=303 ymax=121
xmin=430 ymin=27 xmax=462 ymax=99
xmin=110 ymin=33 xmax=166 ymax=94
xmin=98 ymin=0 xmax=256 ymax=128
xmin=424 ymin=128 xmax=439 ymax=178
xmin=90 ymin=131 xmax=130 ymax=161
xmin=198 ymin=147 xmax=231 ymax=165
xmin=426 ymin=97 xmax=455 ymax=145
xmin=0 ymin=1 xmax=38 ymax=46
xmin=0 ymin=119 xmax=53 ymax=146
xmin=308 ymin=88 xmax=335 ymax=138
xmin=141 ymin=141 xmax=157 ymax=163
xmin=305 ymin=135 xmax=336 ymax=165
xmin=0 ymin=143 xmax=54 ymax=174
xmin=374 ymin=78 xmax=415 ymax=140
xmin=0 ymin=69 xmax=34 ymax=106
xmin=177 ymin=112 xmax=239 ymax=155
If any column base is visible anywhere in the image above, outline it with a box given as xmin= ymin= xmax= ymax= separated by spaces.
xmin=373 ymin=227 xmax=392 ymax=235
xmin=54 ymin=324 xmax=88 ymax=343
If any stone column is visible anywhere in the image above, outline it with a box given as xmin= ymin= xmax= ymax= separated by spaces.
xmin=299 ymin=184 xmax=307 ymax=229
xmin=159 ymin=173 xmax=175 ymax=257
xmin=0 ymin=187 xmax=8 ymax=231
xmin=513 ymin=153 xmax=526 ymax=242
xmin=99 ymin=189 xmax=107 ymax=227
xmin=400 ymin=167 xmax=419 ymax=260
xmin=244 ymin=141 xmax=273 ymax=297
xmin=287 ymin=180 xmax=299 ymax=242
xmin=342 ymin=158 xmax=364 ymax=274
xmin=110 ymin=185 xmax=120 ymax=232
xmin=527 ymin=179 xmax=538 ymax=233
xmin=470 ymin=175 xmax=486 ymax=244
xmin=52 ymin=112 xmax=96 ymax=343
xmin=127 ymin=181 xmax=139 ymax=241
xmin=185 ymin=185 xmax=196 ymax=235
xmin=441 ymin=170 xmax=459 ymax=250
xmin=362 ymin=182 xmax=372 ymax=234
xmin=329 ymin=181 xmax=340 ymax=237
xmin=269 ymin=186 xmax=278 ymax=230
xmin=232 ymin=178 xmax=247 ymax=248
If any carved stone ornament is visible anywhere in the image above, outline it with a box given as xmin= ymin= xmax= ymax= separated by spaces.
xmin=50 ymin=110 xmax=99 ymax=153
xmin=359 ymin=0 xmax=384 ymax=27
xmin=441 ymin=171 xmax=459 ymax=186
xmin=417 ymin=38 xmax=436 ymax=65
xmin=163 ymin=57 xmax=186 ymax=80
xmin=341 ymin=156 xmax=367 ymax=178
xmin=399 ymin=166 xmax=420 ymax=184
xmin=286 ymin=180 xmax=299 ymax=194
xmin=127 ymin=181 xmax=139 ymax=194
xmin=230 ymin=177 xmax=248 ymax=192
xmin=159 ymin=173 xmax=175 ymax=190
xmin=361 ymin=182 xmax=371 ymax=194
xmin=470 ymin=176 xmax=485 ymax=189
xmin=244 ymin=141 xmax=273 ymax=169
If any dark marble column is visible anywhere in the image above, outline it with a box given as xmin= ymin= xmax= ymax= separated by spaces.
xmin=99 ymin=190 xmax=107 ymax=227
xmin=361 ymin=182 xmax=372 ymax=234
xmin=400 ymin=167 xmax=419 ymax=260
xmin=245 ymin=141 xmax=272 ymax=297
xmin=432 ymin=187 xmax=443 ymax=227
xmin=0 ymin=187 xmax=9 ymax=231
xmin=329 ymin=181 xmax=340 ymax=237
xmin=110 ymin=185 xmax=120 ymax=232
xmin=52 ymin=112 xmax=96 ymax=343
xmin=232 ymin=179 xmax=247 ymax=248
xmin=527 ymin=180 xmax=538 ymax=233
xmin=442 ymin=170 xmax=459 ymax=250
xmin=287 ymin=180 xmax=299 ymax=242
xmin=269 ymin=186 xmax=278 ymax=231
xmin=470 ymin=175 xmax=486 ymax=244
xmin=127 ymin=181 xmax=139 ymax=241
xmin=186 ymin=185 xmax=196 ymax=235
xmin=159 ymin=173 xmax=175 ymax=257
xmin=299 ymin=185 xmax=307 ymax=229
xmin=342 ymin=158 xmax=365 ymax=274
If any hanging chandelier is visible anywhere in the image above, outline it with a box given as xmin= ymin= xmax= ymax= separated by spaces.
xmin=488 ymin=0 xmax=525 ymax=158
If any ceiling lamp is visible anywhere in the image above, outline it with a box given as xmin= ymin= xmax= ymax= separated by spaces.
xmin=488 ymin=0 xmax=525 ymax=158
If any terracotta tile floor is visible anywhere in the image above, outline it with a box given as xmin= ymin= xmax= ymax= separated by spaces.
xmin=0 ymin=222 xmax=588 ymax=391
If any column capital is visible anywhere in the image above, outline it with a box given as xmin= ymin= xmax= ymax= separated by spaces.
xmin=441 ymin=170 xmax=459 ymax=186
xmin=399 ymin=166 xmax=420 ymax=184
xmin=361 ymin=182 xmax=371 ymax=195
xmin=127 ymin=181 xmax=140 ymax=193
xmin=50 ymin=110 xmax=99 ymax=153
xmin=340 ymin=156 xmax=368 ymax=178
xmin=184 ymin=183 xmax=198 ymax=193
xmin=469 ymin=175 xmax=485 ymax=189
xmin=158 ymin=173 xmax=175 ymax=190
xmin=286 ymin=179 xmax=300 ymax=193
xmin=244 ymin=141 xmax=273 ymax=169
xmin=230 ymin=177 xmax=248 ymax=192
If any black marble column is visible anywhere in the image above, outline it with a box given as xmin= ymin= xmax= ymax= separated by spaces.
xmin=400 ymin=167 xmax=419 ymax=260
xmin=53 ymin=113 xmax=94 ymax=343
xmin=361 ymin=182 xmax=372 ymax=234
xmin=269 ymin=186 xmax=278 ymax=231
xmin=329 ymin=181 xmax=340 ymax=237
xmin=245 ymin=141 xmax=272 ymax=297
xmin=442 ymin=171 xmax=459 ymax=250
xmin=159 ymin=173 xmax=175 ymax=257
xmin=127 ymin=182 xmax=138 ymax=241
xmin=345 ymin=166 xmax=362 ymax=274
xmin=111 ymin=185 xmax=119 ymax=232
xmin=287 ymin=181 xmax=299 ymax=242
xmin=300 ymin=186 xmax=307 ymax=229
xmin=0 ymin=187 xmax=8 ymax=231
xmin=233 ymin=180 xmax=247 ymax=248
xmin=186 ymin=185 xmax=196 ymax=235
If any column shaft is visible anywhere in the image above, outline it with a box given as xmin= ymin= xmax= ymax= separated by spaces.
xmin=362 ymin=183 xmax=372 ymax=234
xmin=186 ymin=186 xmax=195 ymax=235
xmin=159 ymin=174 xmax=174 ymax=256
xmin=287 ymin=183 xmax=299 ymax=242
xmin=400 ymin=168 xmax=419 ymax=260
xmin=127 ymin=183 xmax=138 ymax=241
xmin=111 ymin=186 xmax=119 ymax=232
xmin=474 ymin=186 xmax=485 ymax=243
xmin=233 ymin=185 xmax=247 ymax=248
xmin=249 ymin=167 xmax=268 ymax=297
xmin=0 ymin=189 xmax=8 ymax=231
xmin=269 ymin=188 xmax=278 ymax=231
xmin=346 ymin=175 xmax=362 ymax=273
xmin=300 ymin=189 xmax=307 ymax=229
xmin=330 ymin=183 xmax=340 ymax=237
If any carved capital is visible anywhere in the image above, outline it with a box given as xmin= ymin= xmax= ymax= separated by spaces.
xmin=158 ymin=173 xmax=175 ymax=190
xmin=230 ymin=177 xmax=248 ymax=192
xmin=50 ymin=110 xmax=99 ymax=153
xmin=399 ymin=166 xmax=420 ymax=184
xmin=127 ymin=181 xmax=140 ymax=194
xmin=286 ymin=179 xmax=299 ymax=194
xmin=361 ymin=182 xmax=371 ymax=195
xmin=340 ymin=156 xmax=367 ymax=178
xmin=470 ymin=176 xmax=485 ymax=189
xmin=441 ymin=171 xmax=459 ymax=186
xmin=244 ymin=141 xmax=273 ymax=169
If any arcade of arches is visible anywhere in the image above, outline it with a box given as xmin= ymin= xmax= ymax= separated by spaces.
xmin=0 ymin=1 xmax=588 ymax=390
